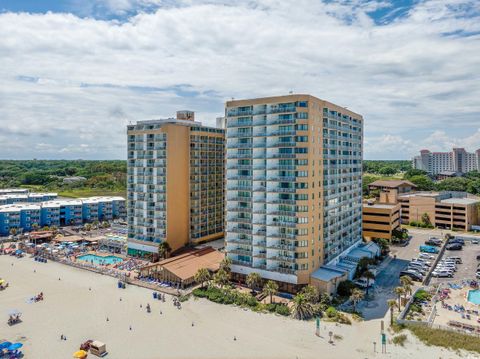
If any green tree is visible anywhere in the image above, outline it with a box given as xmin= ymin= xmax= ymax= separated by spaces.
xmin=409 ymin=175 xmax=434 ymax=191
xmin=262 ymin=280 xmax=279 ymax=304
xmin=394 ymin=286 xmax=405 ymax=310
xmin=400 ymin=275 xmax=413 ymax=296
xmin=300 ymin=285 xmax=319 ymax=303
xmin=194 ymin=268 xmax=211 ymax=289
xmin=350 ymin=288 xmax=364 ymax=312
xmin=246 ymin=272 xmax=262 ymax=293
xmin=213 ymin=269 xmax=229 ymax=289
xmin=363 ymin=270 xmax=376 ymax=296
xmin=291 ymin=293 xmax=314 ymax=320
xmin=157 ymin=241 xmax=172 ymax=259
xmin=378 ymin=166 xmax=396 ymax=176
xmin=436 ymin=177 xmax=469 ymax=192
xmin=467 ymin=179 xmax=480 ymax=195
xmin=404 ymin=168 xmax=428 ymax=179
xmin=220 ymin=257 xmax=232 ymax=273
xmin=388 ymin=299 xmax=398 ymax=325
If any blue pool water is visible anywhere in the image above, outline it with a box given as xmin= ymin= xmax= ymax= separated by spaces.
xmin=467 ymin=290 xmax=480 ymax=305
xmin=77 ymin=254 xmax=123 ymax=265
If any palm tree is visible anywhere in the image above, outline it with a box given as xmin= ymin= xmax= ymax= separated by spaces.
xmin=350 ymin=288 xmax=364 ymax=313
xmin=400 ymin=275 xmax=413 ymax=296
xmin=301 ymin=285 xmax=319 ymax=303
xmin=194 ymin=268 xmax=211 ymax=289
xmin=246 ymin=272 xmax=262 ymax=293
xmin=9 ymin=228 xmax=17 ymax=237
xmin=387 ymin=299 xmax=397 ymax=325
xmin=213 ymin=269 xmax=229 ymax=289
xmin=394 ymin=286 xmax=405 ymax=310
xmin=31 ymin=223 xmax=39 ymax=232
xmin=363 ymin=270 xmax=376 ymax=296
xmin=262 ymin=280 xmax=279 ymax=304
xmin=220 ymin=257 xmax=232 ymax=273
xmin=158 ymin=241 xmax=172 ymax=259
xmin=292 ymin=293 xmax=314 ymax=320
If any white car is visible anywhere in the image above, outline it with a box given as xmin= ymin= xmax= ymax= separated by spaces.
xmin=432 ymin=271 xmax=453 ymax=278
xmin=412 ymin=259 xmax=432 ymax=266
xmin=419 ymin=253 xmax=435 ymax=260
xmin=354 ymin=278 xmax=375 ymax=288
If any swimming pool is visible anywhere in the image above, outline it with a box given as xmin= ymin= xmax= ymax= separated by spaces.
xmin=77 ymin=254 xmax=124 ymax=265
xmin=467 ymin=289 xmax=480 ymax=305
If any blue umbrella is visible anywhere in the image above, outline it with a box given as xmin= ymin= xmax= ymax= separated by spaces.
xmin=7 ymin=343 xmax=23 ymax=351
xmin=0 ymin=342 xmax=12 ymax=349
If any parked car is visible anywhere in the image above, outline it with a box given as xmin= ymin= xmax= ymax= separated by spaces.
xmin=353 ymin=278 xmax=375 ymax=288
xmin=432 ymin=271 xmax=453 ymax=278
xmin=449 ymin=238 xmax=465 ymax=245
xmin=412 ymin=258 xmax=432 ymax=266
xmin=477 ymin=255 xmax=480 ymax=261
xmin=399 ymin=270 xmax=423 ymax=281
xmin=419 ymin=253 xmax=435 ymax=260
xmin=446 ymin=243 xmax=463 ymax=251
xmin=477 ymin=271 xmax=480 ymax=279
xmin=445 ymin=256 xmax=462 ymax=264
xmin=425 ymin=239 xmax=442 ymax=246
xmin=420 ymin=245 xmax=439 ymax=254
xmin=408 ymin=266 xmax=428 ymax=275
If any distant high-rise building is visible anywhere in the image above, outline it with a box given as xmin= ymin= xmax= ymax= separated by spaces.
xmin=224 ymin=94 xmax=363 ymax=291
xmin=413 ymin=148 xmax=480 ymax=175
xmin=127 ymin=111 xmax=225 ymax=258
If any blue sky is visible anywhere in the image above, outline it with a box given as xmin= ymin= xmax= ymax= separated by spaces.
xmin=0 ymin=0 xmax=479 ymax=160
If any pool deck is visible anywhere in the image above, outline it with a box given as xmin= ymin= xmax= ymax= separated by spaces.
xmin=434 ymin=286 xmax=480 ymax=330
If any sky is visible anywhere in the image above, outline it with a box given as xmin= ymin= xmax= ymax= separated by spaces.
xmin=0 ymin=0 xmax=479 ymax=160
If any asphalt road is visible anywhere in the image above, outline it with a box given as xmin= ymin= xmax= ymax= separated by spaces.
xmin=359 ymin=257 xmax=409 ymax=320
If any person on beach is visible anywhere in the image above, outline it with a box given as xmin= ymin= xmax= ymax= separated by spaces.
xmin=60 ymin=334 xmax=64 ymax=340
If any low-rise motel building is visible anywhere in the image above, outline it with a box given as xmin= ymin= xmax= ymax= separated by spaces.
xmin=0 ymin=193 xmax=126 ymax=236
xmin=362 ymin=200 xmax=401 ymax=241
xmin=398 ymin=191 xmax=480 ymax=231
xmin=126 ymin=111 xmax=225 ymax=258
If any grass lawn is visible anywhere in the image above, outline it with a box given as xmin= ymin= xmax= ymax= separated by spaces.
xmin=407 ymin=325 xmax=480 ymax=354
xmin=57 ymin=188 xmax=126 ymax=198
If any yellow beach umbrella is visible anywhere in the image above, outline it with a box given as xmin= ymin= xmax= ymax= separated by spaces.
xmin=0 ymin=279 xmax=5 ymax=285
xmin=73 ymin=350 xmax=88 ymax=358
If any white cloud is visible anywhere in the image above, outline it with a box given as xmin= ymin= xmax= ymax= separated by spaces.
xmin=0 ymin=0 xmax=479 ymax=159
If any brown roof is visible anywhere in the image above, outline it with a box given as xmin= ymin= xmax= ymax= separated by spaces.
xmin=140 ymin=247 xmax=224 ymax=281
xmin=369 ymin=180 xmax=417 ymax=188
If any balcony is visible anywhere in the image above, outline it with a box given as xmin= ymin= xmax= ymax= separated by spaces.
xmin=268 ymin=255 xmax=296 ymax=264
xmin=229 ymin=227 xmax=252 ymax=234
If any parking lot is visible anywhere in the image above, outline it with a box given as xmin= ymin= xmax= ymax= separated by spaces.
xmin=430 ymin=239 xmax=480 ymax=285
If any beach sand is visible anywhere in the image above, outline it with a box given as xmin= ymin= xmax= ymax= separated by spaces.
xmin=0 ymin=256 xmax=467 ymax=359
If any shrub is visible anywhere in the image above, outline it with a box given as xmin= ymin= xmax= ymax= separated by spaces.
xmin=265 ymin=303 xmax=277 ymax=312
xmin=178 ymin=294 xmax=190 ymax=302
xmin=337 ymin=280 xmax=356 ymax=297
xmin=414 ymin=289 xmax=431 ymax=302
xmin=336 ymin=313 xmax=352 ymax=325
xmin=246 ymin=295 xmax=259 ymax=308
xmin=392 ymin=334 xmax=407 ymax=346
xmin=325 ymin=306 xmax=338 ymax=318
xmin=275 ymin=304 xmax=290 ymax=316
xmin=192 ymin=288 xmax=207 ymax=298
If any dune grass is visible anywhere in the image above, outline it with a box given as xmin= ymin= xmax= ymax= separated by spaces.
xmin=407 ymin=325 xmax=480 ymax=354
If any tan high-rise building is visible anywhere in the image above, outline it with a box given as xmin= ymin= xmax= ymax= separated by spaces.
xmin=224 ymin=94 xmax=363 ymax=292
xmin=127 ymin=111 xmax=225 ymax=258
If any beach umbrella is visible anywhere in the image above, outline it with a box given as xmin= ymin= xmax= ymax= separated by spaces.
xmin=7 ymin=343 xmax=23 ymax=351
xmin=0 ymin=342 xmax=12 ymax=349
xmin=73 ymin=349 xmax=88 ymax=358
xmin=8 ymin=309 xmax=20 ymax=316
xmin=0 ymin=279 xmax=5 ymax=285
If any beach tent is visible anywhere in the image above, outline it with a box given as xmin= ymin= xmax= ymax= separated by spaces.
xmin=0 ymin=342 xmax=12 ymax=349
xmin=73 ymin=349 xmax=88 ymax=358
xmin=7 ymin=343 xmax=22 ymax=351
